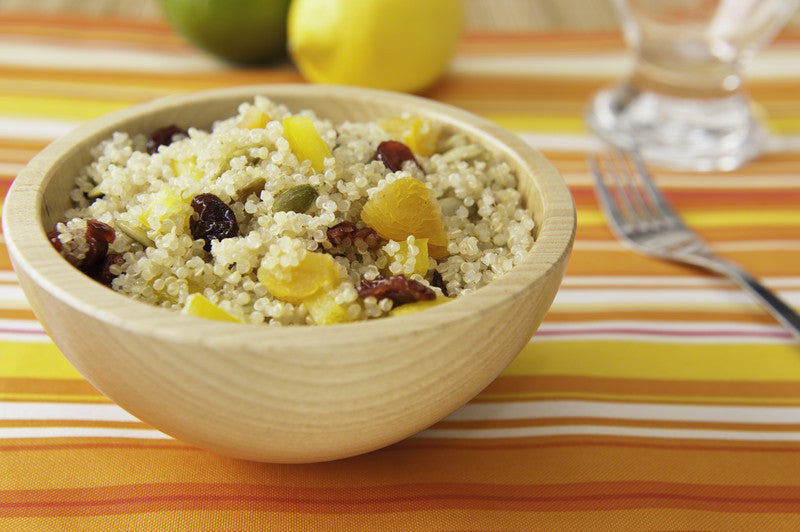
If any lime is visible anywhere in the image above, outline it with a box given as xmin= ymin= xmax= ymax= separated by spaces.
xmin=160 ymin=0 xmax=291 ymax=64
xmin=287 ymin=0 xmax=464 ymax=93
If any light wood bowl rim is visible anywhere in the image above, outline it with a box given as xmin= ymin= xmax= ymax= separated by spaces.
xmin=4 ymin=84 xmax=575 ymax=345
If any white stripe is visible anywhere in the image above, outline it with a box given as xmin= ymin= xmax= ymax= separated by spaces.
xmin=0 ymin=271 xmax=21 ymax=282
xmin=0 ymin=427 xmax=171 ymax=440
xmin=573 ymin=240 xmax=800 ymax=252
xmin=520 ymin=131 xmax=800 ymax=155
xmin=452 ymin=49 xmax=800 ymax=79
xmin=0 ymin=41 xmax=222 ymax=73
xmin=418 ymin=425 xmax=800 ymax=441
xmin=447 ymin=400 xmax=800 ymax=424
xmin=0 ymin=284 xmax=27 ymax=302
xmin=0 ymin=319 xmax=43 ymax=332
xmin=0 ymin=116 xmax=80 ymax=141
xmin=534 ymin=320 xmax=789 ymax=342
xmin=553 ymin=288 xmax=800 ymax=306
xmin=0 ymin=402 xmax=137 ymax=422
xmin=7 ymin=399 xmax=798 ymax=428
xmin=0 ymin=162 xmax=25 ymax=176
xmin=561 ymin=275 xmax=800 ymax=288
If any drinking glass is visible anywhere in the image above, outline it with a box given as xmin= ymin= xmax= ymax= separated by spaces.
xmin=586 ymin=0 xmax=799 ymax=171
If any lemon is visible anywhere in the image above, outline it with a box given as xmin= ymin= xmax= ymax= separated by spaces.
xmin=160 ymin=0 xmax=291 ymax=64
xmin=287 ymin=0 xmax=464 ymax=93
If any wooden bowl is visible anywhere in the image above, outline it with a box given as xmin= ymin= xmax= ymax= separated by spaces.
xmin=3 ymin=85 xmax=575 ymax=463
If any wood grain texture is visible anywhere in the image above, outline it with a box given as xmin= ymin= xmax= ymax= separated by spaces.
xmin=2 ymin=84 xmax=575 ymax=462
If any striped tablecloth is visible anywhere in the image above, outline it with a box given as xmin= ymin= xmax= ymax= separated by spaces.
xmin=2 ymin=12 xmax=800 ymax=531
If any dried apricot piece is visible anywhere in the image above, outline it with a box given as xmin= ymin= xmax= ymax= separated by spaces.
xmin=388 ymin=237 xmax=429 ymax=277
xmin=379 ymin=116 xmax=440 ymax=156
xmin=388 ymin=297 xmax=448 ymax=316
xmin=257 ymin=245 xmax=338 ymax=305
xmin=360 ymin=177 xmax=448 ymax=258
xmin=304 ymin=291 xmax=351 ymax=325
xmin=282 ymin=115 xmax=331 ymax=173
xmin=184 ymin=293 xmax=241 ymax=323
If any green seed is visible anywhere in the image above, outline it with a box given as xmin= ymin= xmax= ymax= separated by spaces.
xmin=116 ymin=220 xmax=155 ymax=247
xmin=274 ymin=184 xmax=318 ymax=213
xmin=234 ymin=177 xmax=266 ymax=200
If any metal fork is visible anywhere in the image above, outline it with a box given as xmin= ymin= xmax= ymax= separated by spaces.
xmin=589 ymin=149 xmax=800 ymax=338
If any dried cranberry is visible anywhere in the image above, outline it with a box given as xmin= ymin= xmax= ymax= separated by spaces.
xmin=95 ymin=253 xmax=125 ymax=286
xmin=327 ymin=221 xmax=380 ymax=250
xmin=47 ymin=230 xmax=63 ymax=252
xmin=356 ymin=274 xmax=435 ymax=306
xmin=430 ymin=269 xmax=449 ymax=297
xmin=190 ymin=193 xmax=239 ymax=251
xmin=83 ymin=219 xmax=115 ymax=271
xmin=146 ymin=125 xmax=187 ymax=155
xmin=375 ymin=140 xmax=421 ymax=172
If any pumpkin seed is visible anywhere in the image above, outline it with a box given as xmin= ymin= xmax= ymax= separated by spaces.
xmin=273 ymin=184 xmax=318 ymax=213
xmin=234 ymin=177 xmax=266 ymax=200
xmin=116 ymin=220 xmax=155 ymax=247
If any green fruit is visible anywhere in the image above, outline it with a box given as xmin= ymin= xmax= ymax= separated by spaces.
xmin=160 ymin=0 xmax=291 ymax=64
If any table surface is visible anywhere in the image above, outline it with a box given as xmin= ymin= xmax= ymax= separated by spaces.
xmin=2 ymin=9 xmax=800 ymax=532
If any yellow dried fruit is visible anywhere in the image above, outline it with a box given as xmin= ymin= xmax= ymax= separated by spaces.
xmin=361 ymin=177 xmax=448 ymax=259
xmin=138 ymin=187 xmax=191 ymax=232
xmin=257 ymin=247 xmax=338 ymax=305
xmin=170 ymin=156 xmax=203 ymax=180
xmin=304 ymin=291 xmax=351 ymax=325
xmin=238 ymin=106 xmax=271 ymax=129
xmin=380 ymin=116 xmax=440 ymax=156
xmin=282 ymin=115 xmax=331 ymax=173
xmin=388 ymin=297 xmax=448 ymax=316
xmin=390 ymin=237 xmax=429 ymax=277
xmin=184 ymin=293 xmax=241 ymax=323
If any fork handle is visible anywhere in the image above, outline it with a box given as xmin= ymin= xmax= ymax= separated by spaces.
xmin=696 ymin=256 xmax=800 ymax=339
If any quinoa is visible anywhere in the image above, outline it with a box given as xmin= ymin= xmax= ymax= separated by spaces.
xmin=54 ymin=96 xmax=536 ymax=325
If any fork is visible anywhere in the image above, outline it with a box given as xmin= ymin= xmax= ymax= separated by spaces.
xmin=588 ymin=149 xmax=800 ymax=339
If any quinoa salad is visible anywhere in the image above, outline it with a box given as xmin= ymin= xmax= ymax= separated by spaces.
xmin=49 ymin=96 xmax=536 ymax=326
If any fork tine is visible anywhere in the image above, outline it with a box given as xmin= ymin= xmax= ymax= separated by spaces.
xmin=588 ymin=153 xmax=635 ymax=236
xmin=625 ymin=150 xmax=682 ymax=225
xmin=610 ymin=149 xmax=658 ymax=227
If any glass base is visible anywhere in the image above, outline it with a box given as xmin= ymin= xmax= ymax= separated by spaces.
xmin=586 ymin=83 xmax=768 ymax=171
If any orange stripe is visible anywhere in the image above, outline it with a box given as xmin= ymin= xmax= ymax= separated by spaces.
xmin=480 ymin=375 xmax=800 ymax=404
xmin=4 ymin=481 xmax=800 ymax=516
xmin=0 ymin=378 xmax=102 ymax=399
xmin=4 ymin=438 xmax=800 ymax=486
xmin=434 ymin=417 xmax=800 ymax=432
xmin=4 ymin=509 xmax=800 ymax=532
xmin=566 ymin=248 xmax=800 ymax=277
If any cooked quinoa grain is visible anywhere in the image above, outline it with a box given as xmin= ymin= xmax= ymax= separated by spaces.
xmin=53 ymin=97 xmax=536 ymax=325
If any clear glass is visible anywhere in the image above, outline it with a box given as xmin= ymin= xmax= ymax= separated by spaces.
xmin=586 ymin=0 xmax=799 ymax=171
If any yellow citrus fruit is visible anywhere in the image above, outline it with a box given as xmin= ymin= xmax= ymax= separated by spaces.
xmin=287 ymin=0 xmax=464 ymax=93
xmin=361 ymin=177 xmax=448 ymax=258
xmin=184 ymin=293 xmax=242 ymax=323
xmin=160 ymin=0 xmax=290 ymax=64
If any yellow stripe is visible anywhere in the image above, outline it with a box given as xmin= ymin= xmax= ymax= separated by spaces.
xmin=488 ymin=114 xmax=586 ymax=134
xmin=506 ymin=340 xmax=800 ymax=381
xmin=580 ymin=208 xmax=800 ymax=228
xmin=0 ymin=342 xmax=82 ymax=379
xmin=0 ymin=94 xmax=137 ymax=121
xmin=477 ymin=390 xmax=800 ymax=406
xmin=767 ymin=115 xmax=800 ymax=135
xmin=0 ymin=393 xmax=107 ymax=402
